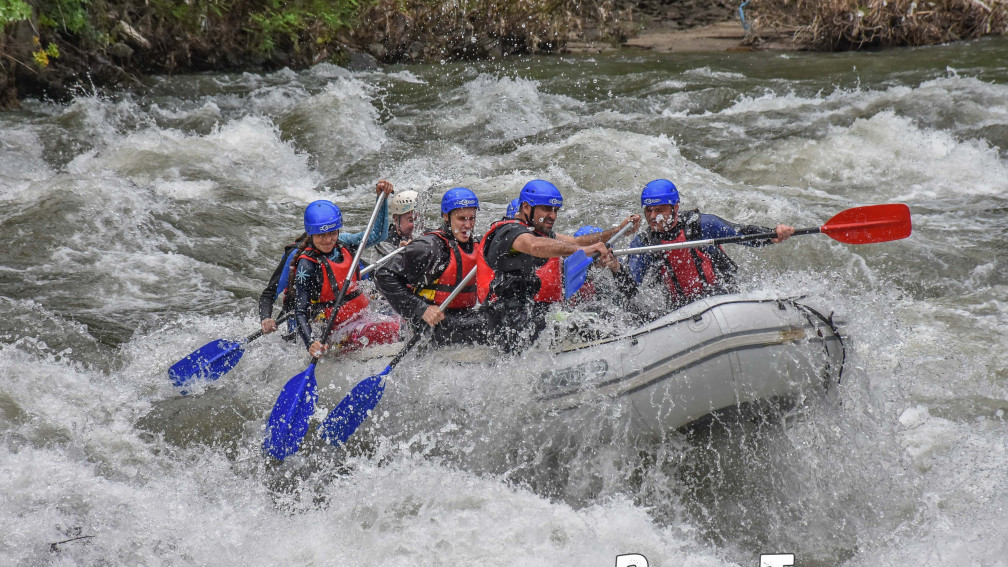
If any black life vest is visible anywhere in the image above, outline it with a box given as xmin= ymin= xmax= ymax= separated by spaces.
xmin=478 ymin=219 xmax=562 ymax=304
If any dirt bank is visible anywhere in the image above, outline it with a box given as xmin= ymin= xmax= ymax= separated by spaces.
xmin=566 ymin=0 xmax=781 ymax=54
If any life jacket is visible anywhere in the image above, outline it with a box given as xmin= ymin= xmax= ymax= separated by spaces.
xmin=651 ymin=210 xmax=733 ymax=304
xmin=658 ymin=231 xmax=719 ymax=301
xmin=477 ymin=218 xmax=562 ymax=304
xmin=416 ymin=230 xmax=480 ymax=310
xmin=296 ymin=244 xmax=369 ymax=325
xmin=532 ymin=257 xmax=563 ymax=303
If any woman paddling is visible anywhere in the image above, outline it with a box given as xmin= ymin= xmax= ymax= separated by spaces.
xmin=258 ymin=181 xmax=393 ymax=337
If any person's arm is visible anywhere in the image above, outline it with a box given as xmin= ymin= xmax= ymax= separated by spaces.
xmin=292 ymin=258 xmax=323 ymax=351
xmin=339 ymin=197 xmax=390 ymax=249
xmin=624 ymin=233 xmax=654 ymax=285
xmin=374 ymin=237 xmax=448 ymax=326
xmin=512 ymin=232 xmax=610 ymax=260
xmin=698 ymin=214 xmax=792 ymax=247
xmin=259 ymin=252 xmax=288 ymax=322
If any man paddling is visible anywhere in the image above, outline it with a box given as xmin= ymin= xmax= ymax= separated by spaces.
xmin=570 ymin=225 xmax=639 ymax=307
xmin=479 ymin=179 xmax=640 ymax=352
xmin=626 ymin=178 xmax=795 ymax=310
xmin=375 ymin=187 xmax=490 ymax=346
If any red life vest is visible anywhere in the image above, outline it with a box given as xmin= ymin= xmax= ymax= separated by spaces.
xmin=298 ymin=245 xmax=369 ymax=325
xmin=475 ymin=219 xmax=516 ymax=303
xmin=475 ymin=231 xmax=496 ymax=303
xmin=658 ymin=228 xmax=720 ymax=302
xmin=476 ymin=219 xmax=563 ymax=304
xmin=417 ymin=231 xmax=480 ymax=310
xmin=532 ymin=257 xmax=563 ymax=303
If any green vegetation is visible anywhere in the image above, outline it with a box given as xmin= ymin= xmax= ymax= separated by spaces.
xmin=0 ymin=0 xmax=31 ymax=23
xmin=1 ymin=0 xmax=1004 ymax=108
xmin=1 ymin=0 xmax=626 ymax=107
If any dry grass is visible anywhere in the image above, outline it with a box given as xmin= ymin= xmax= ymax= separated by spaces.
xmin=743 ymin=0 xmax=1008 ymax=49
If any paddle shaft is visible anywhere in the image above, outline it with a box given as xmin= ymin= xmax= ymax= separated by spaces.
xmin=585 ymin=222 xmax=636 ymax=260
xmin=606 ymin=222 xmax=635 ymax=247
xmin=363 ymin=246 xmax=404 ymax=276
xmin=612 ymin=203 xmax=911 ymax=256
xmin=384 ymin=265 xmax=478 ymax=372
xmin=612 ymin=229 xmax=787 ymax=257
xmin=310 ymin=192 xmax=388 ymax=364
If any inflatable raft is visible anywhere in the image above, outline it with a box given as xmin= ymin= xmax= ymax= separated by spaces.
xmin=332 ymin=293 xmax=844 ymax=438
xmin=534 ymin=294 xmax=845 ymax=436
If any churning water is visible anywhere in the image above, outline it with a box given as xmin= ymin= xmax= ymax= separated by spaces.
xmin=2 ymin=35 xmax=1007 ymax=566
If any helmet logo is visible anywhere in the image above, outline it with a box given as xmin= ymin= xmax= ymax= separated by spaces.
xmin=456 ymin=198 xmax=476 ymax=206
xmin=549 ymin=198 xmax=562 ymax=206
xmin=319 ymin=222 xmax=339 ymax=232
xmin=643 ymin=197 xmax=661 ymax=205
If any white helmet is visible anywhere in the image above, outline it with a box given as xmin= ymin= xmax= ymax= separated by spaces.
xmin=389 ymin=190 xmax=418 ymax=216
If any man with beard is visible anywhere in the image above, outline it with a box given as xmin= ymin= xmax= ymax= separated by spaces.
xmin=479 ymin=179 xmax=640 ymax=352
xmin=626 ymin=178 xmax=794 ymax=311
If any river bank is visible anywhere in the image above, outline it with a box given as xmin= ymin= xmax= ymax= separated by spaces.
xmin=1 ymin=0 xmax=1005 ymax=109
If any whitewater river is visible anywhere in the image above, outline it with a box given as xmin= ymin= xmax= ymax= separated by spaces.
xmin=2 ymin=34 xmax=1006 ymax=566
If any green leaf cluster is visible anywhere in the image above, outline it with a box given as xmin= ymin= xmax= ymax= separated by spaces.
xmin=246 ymin=0 xmax=364 ymax=53
xmin=36 ymin=0 xmax=90 ymax=35
xmin=0 ymin=0 xmax=31 ymax=24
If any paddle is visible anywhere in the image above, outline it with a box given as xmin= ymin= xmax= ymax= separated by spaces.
xmin=169 ymin=311 xmax=292 ymax=389
xmin=562 ymin=222 xmax=636 ymax=299
xmin=611 ymin=203 xmax=912 ymax=257
xmin=319 ymin=265 xmax=480 ymax=447
xmin=168 ymin=247 xmax=404 ymax=390
xmin=262 ymin=192 xmax=388 ymax=461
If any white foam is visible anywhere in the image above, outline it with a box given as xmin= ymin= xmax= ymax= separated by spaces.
xmin=281 ymin=77 xmax=387 ymax=177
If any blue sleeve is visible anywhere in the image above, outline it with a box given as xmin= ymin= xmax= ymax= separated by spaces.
xmin=698 ymin=214 xmax=743 ymax=240
xmin=699 ymin=213 xmax=773 ymax=248
xmin=338 ymin=197 xmax=390 ymax=249
xmin=625 ymin=233 xmax=653 ymax=285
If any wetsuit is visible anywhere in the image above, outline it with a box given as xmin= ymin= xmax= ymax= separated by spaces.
xmin=626 ymin=209 xmax=774 ymax=310
xmin=479 ymin=219 xmax=562 ymax=352
xmin=375 ymin=228 xmax=489 ymax=346
xmin=290 ymin=243 xmax=368 ymax=349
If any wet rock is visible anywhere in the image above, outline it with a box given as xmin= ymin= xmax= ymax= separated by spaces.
xmin=347 ymin=49 xmax=380 ymax=71
xmin=107 ymin=42 xmax=134 ymax=62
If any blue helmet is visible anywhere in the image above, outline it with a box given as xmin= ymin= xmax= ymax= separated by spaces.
xmin=641 ymin=179 xmax=679 ymax=207
xmin=573 ymin=225 xmax=603 ymax=237
xmin=519 ymin=179 xmax=563 ymax=209
xmin=505 ymin=198 xmax=520 ymax=220
xmin=441 ymin=187 xmax=480 ymax=215
xmin=304 ymin=200 xmax=343 ymax=235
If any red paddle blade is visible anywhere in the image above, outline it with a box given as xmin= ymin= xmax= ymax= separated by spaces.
xmin=820 ymin=203 xmax=912 ymax=244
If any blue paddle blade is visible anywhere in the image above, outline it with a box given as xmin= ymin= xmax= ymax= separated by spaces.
xmin=169 ymin=339 xmax=245 ymax=389
xmin=562 ymin=249 xmax=594 ymax=299
xmin=262 ymin=364 xmax=318 ymax=460
xmin=320 ymin=366 xmax=390 ymax=446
